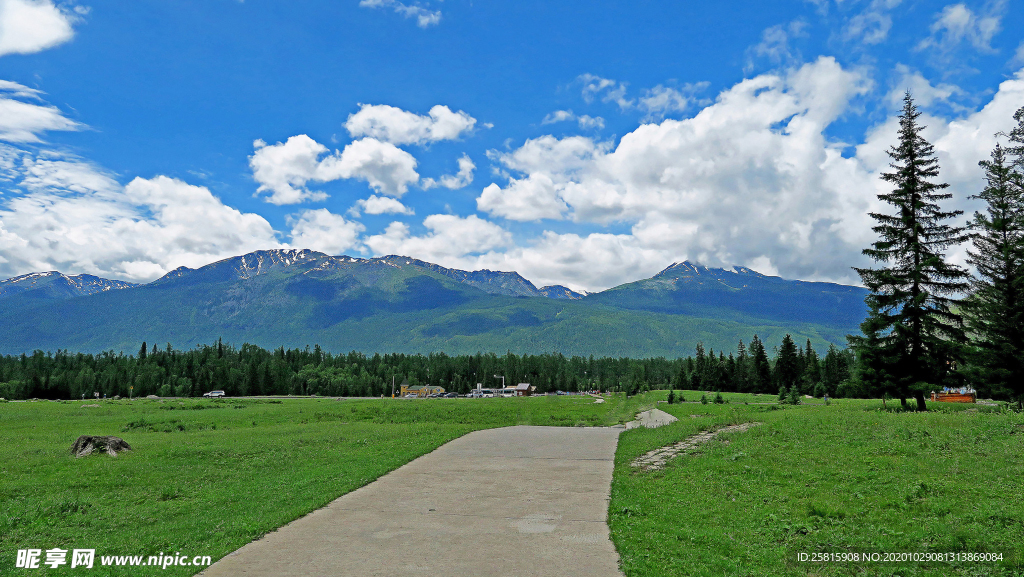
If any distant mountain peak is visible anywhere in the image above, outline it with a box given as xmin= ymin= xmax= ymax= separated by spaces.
xmin=654 ymin=261 xmax=764 ymax=279
xmin=538 ymin=285 xmax=586 ymax=300
xmin=370 ymin=255 xmax=543 ymax=298
xmin=0 ymin=271 xmax=137 ymax=300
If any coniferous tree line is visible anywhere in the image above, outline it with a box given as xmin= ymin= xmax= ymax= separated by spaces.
xmin=851 ymin=95 xmax=1024 ymax=409
xmin=0 ymin=335 xmax=855 ymax=401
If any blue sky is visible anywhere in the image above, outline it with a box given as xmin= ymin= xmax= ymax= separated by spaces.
xmin=0 ymin=0 xmax=1022 ymax=291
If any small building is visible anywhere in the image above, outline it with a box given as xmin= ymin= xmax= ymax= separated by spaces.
xmin=514 ymin=383 xmax=535 ymax=396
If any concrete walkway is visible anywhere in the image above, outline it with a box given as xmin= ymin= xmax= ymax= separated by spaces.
xmin=200 ymin=426 xmax=623 ymax=577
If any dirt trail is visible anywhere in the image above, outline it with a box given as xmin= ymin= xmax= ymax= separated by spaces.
xmin=630 ymin=422 xmax=762 ymax=471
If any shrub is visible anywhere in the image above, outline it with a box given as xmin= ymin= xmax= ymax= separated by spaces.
xmin=788 ymin=387 xmax=801 ymax=405
xmin=713 ymin=392 xmax=725 ymax=404
xmin=700 ymin=394 xmax=708 ymax=405
xmin=667 ymin=390 xmax=676 ymax=404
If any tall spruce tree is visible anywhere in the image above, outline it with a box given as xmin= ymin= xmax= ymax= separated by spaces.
xmin=774 ymin=334 xmax=800 ymax=392
xmin=963 ymin=136 xmax=1024 ymax=404
xmin=854 ymin=92 xmax=971 ymax=410
xmin=749 ymin=335 xmax=772 ymax=393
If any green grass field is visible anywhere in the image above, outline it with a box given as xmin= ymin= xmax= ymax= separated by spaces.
xmin=609 ymin=393 xmax=1024 ymax=576
xmin=2 ymin=393 xmax=1021 ymax=576
xmin=0 ymin=394 xmax=653 ymax=576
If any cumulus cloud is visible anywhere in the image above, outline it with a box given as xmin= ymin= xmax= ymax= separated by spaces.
xmin=0 ymin=0 xmax=77 ymax=57
xmin=363 ymin=214 xmax=511 ymax=263
xmin=917 ymin=2 xmax=1004 ymax=54
xmin=467 ymin=58 xmax=1024 ymax=290
xmin=345 ymin=103 xmax=476 ymax=145
xmin=358 ymin=0 xmax=440 ymax=28
xmin=249 ymin=136 xmax=330 ymax=205
xmin=286 ymin=208 xmax=364 ymax=255
xmin=0 ymin=80 xmax=83 ymax=142
xmin=318 ymin=137 xmax=419 ymax=197
xmin=480 ymin=58 xmax=880 ymax=285
xmin=422 ymin=154 xmax=474 ymax=190
xmin=348 ymin=194 xmax=414 ymax=216
xmin=0 ymin=152 xmax=282 ymax=281
xmin=250 ymin=134 xmax=419 ymax=203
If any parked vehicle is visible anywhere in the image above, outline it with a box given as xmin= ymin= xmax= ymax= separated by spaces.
xmin=203 ymin=390 xmax=226 ymax=398
xmin=443 ymin=392 xmax=458 ymax=398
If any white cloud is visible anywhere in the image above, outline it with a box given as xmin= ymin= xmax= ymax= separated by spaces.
xmin=345 ymin=103 xmax=476 ymax=145
xmin=1011 ymin=41 xmax=1024 ymax=68
xmin=349 ymin=194 xmax=414 ymax=216
xmin=0 ymin=80 xmax=82 ymax=142
xmin=542 ymin=110 xmax=575 ymax=124
xmin=0 ymin=0 xmax=77 ymax=57
xmin=318 ymin=137 xmax=419 ymax=197
xmin=843 ymin=0 xmax=902 ymax=45
xmin=917 ymin=2 xmax=1004 ymax=54
xmin=250 ymin=134 xmax=419 ymax=203
xmin=286 ymin=208 xmax=364 ymax=255
xmin=745 ymin=20 xmax=808 ymax=73
xmin=542 ymin=109 xmax=605 ymax=130
xmin=578 ymin=74 xmax=633 ymax=110
xmin=637 ymin=83 xmax=709 ymax=120
xmin=479 ymin=57 xmax=881 ymax=285
xmin=422 ymin=153 xmax=474 ymax=190
xmin=886 ymin=64 xmax=964 ymax=110
xmin=576 ymin=115 xmax=605 ymax=130
xmin=0 ymin=157 xmax=282 ymax=281
xmin=477 ymin=175 xmax=567 ymax=222
xmin=466 ymin=59 xmax=1024 ymax=291
xmin=363 ymin=214 xmax=511 ymax=263
xmin=473 ymin=232 xmax=666 ymax=293
xmin=249 ymin=135 xmax=330 ymax=205
xmin=358 ymin=0 xmax=440 ymax=28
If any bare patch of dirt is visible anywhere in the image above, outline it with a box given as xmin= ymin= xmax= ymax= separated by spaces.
xmin=630 ymin=422 xmax=762 ymax=471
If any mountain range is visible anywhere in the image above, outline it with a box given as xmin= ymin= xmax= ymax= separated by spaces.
xmin=0 ymin=249 xmax=869 ymax=357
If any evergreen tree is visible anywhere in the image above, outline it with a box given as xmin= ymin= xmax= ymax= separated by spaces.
xmin=138 ymin=342 xmax=147 ymax=361
xmin=749 ymin=335 xmax=772 ymax=393
xmin=853 ymin=92 xmax=971 ymax=411
xmin=801 ymin=339 xmax=821 ymax=394
xmin=693 ymin=343 xmax=707 ymax=390
xmin=734 ymin=339 xmax=750 ymax=392
xmin=822 ymin=343 xmax=850 ymax=396
xmin=773 ymin=334 xmax=800 ymax=393
xmin=963 ymin=140 xmax=1024 ymax=405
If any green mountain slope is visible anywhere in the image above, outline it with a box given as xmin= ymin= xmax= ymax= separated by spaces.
xmin=0 ymin=250 xmax=868 ymax=356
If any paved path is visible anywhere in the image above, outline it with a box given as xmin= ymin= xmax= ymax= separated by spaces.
xmin=200 ymin=426 xmax=623 ymax=577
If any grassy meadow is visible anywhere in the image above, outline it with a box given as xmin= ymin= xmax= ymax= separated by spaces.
xmin=609 ymin=393 xmax=1024 ymax=576
xmin=2 ymin=392 xmax=1021 ymax=576
xmin=0 ymin=394 xmax=652 ymax=576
